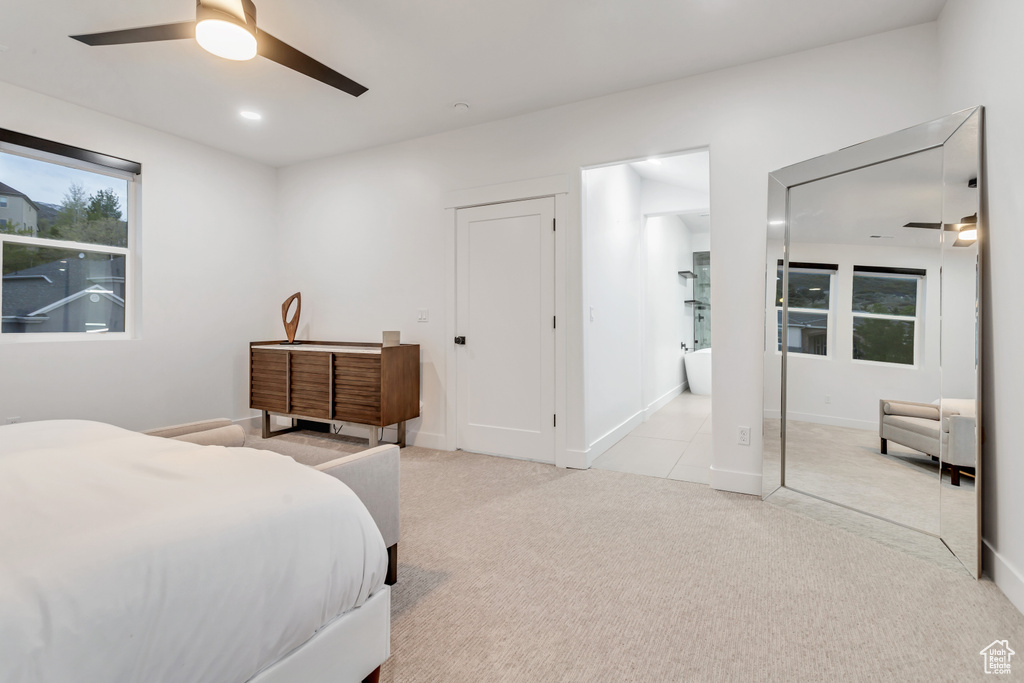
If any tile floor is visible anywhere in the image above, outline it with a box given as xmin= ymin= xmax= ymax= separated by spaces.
xmin=592 ymin=391 xmax=712 ymax=484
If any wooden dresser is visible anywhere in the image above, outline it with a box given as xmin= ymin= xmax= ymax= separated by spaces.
xmin=250 ymin=340 xmax=420 ymax=446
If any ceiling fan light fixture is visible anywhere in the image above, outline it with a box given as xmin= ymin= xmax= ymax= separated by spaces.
xmin=196 ymin=18 xmax=257 ymax=60
xmin=195 ymin=1 xmax=258 ymax=61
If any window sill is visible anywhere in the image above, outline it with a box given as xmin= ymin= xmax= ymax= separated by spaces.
xmin=0 ymin=332 xmax=134 ymax=344
xmin=850 ymin=358 xmax=918 ymax=370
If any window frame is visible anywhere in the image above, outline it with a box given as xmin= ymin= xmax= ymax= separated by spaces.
xmin=850 ymin=267 xmax=924 ymax=368
xmin=776 ymin=261 xmax=837 ymax=359
xmin=0 ymin=131 xmax=140 ymax=342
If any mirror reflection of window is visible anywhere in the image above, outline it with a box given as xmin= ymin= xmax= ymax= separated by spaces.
xmin=775 ymin=264 xmax=835 ymax=356
xmin=851 ymin=270 xmax=922 ymax=366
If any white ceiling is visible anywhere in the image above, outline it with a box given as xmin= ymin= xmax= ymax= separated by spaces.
xmin=629 ymin=150 xmax=709 ymax=193
xmin=0 ymin=0 xmax=947 ymax=167
xmin=679 ymin=213 xmax=711 ymax=235
xmin=789 ymin=147 xmax=947 ymax=248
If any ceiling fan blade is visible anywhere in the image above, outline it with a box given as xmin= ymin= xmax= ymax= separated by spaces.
xmin=903 ymin=222 xmax=942 ymax=229
xmin=71 ymin=22 xmax=196 ymax=46
xmin=256 ymin=31 xmax=367 ymax=97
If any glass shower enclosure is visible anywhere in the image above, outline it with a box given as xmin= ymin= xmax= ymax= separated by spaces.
xmin=691 ymin=251 xmax=710 ymax=349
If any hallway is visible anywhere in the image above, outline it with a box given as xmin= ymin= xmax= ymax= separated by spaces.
xmin=592 ymin=391 xmax=711 ymax=483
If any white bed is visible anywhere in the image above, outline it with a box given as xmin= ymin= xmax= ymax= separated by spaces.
xmin=0 ymin=420 xmax=390 ymax=683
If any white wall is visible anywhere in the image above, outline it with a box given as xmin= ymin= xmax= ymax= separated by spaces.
xmin=939 ymin=242 xmax=979 ymax=401
xmin=0 ymin=82 xmax=279 ymax=430
xmin=763 ymin=242 xmax=942 ymax=429
xmin=938 ymin=0 xmax=1024 ymax=614
xmin=275 ymin=22 xmax=941 ymax=484
xmin=690 ymin=233 xmax=710 ymax=254
xmin=582 ymin=164 xmax=643 ymax=447
xmin=640 ymin=178 xmax=708 ymax=216
xmin=643 ymin=214 xmax=689 ymax=408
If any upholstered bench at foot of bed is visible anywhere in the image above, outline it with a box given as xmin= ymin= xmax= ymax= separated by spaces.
xmin=143 ymin=418 xmax=246 ymax=447
xmin=316 ymin=445 xmax=401 ymax=586
xmin=143 ymin=419 xmax=401 ymax=585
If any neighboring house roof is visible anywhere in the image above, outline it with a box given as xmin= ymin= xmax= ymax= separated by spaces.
xmin=0 ymin=181 xmax=42 ymax=213
xmin=1 ymin=256 xmax=126 ymax=319
xmin=27 ymin=284 xmax=124 ymax=318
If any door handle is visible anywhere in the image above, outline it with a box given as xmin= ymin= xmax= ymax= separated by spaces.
xmin=454 ymin=336 xmax=466 ymax=345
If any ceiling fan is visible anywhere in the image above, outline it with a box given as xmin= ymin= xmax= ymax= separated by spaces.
xmin=70 ymin=0 xmax=367 ymax=97
xmin=903 ymin=213 xmax=978 ymax=247
xmin=902 ymin=213 xmax=977 ymax=232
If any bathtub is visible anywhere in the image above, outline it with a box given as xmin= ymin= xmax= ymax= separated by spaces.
xmin=684 ymin=348 xmax=712 ymax=396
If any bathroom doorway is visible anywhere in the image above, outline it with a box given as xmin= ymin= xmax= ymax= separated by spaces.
xmin=581 ymin=148 xmax=712 ymax=482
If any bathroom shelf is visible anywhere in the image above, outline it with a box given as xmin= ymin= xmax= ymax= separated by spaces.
xmin=677 ymin=270 xmax=696 ymax=279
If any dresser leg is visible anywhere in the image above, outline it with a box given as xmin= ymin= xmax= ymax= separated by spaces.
xmin=369 ymin=425 xmax=379 ymax=447
xmin=398 ymin=422 xmax=407 ymax=448
xmin=261 ymin=411 xmax=271 ymax=439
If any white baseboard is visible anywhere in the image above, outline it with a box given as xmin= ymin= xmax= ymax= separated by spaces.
xmin=563 ymin=448 xmax=590 ymax=470
xmin=983 ymin=539 xmax=1024 ymax=616
xmin=770 ymin=411 xmax=875 ymax=432
xmin=643 ymin=383 xmax=684 ymax=420
xmin=407 ymin=430 xmax=446 ymax=450
xmin=586 ymin=410 xmax=645 ymax=467
xmin=709 ymin=466 xmax=762 ymax=496
xmin=234 ymin=414 xmax=261 ymax=428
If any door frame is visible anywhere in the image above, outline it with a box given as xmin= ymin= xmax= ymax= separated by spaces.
xmin=444 ymin=175 xmax=570 ymax=467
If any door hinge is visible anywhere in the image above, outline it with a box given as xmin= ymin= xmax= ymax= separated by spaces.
xmin=553 ymin=414 xmax=557 ymax=427
xmin=552 ymin=218 xmax=556 ymax=232
xmin=553 ymin=316 xmax=556 ymax=329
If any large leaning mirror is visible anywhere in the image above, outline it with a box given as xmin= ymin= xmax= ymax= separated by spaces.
xmin=762 ymin=107 xmax=982 ymax=577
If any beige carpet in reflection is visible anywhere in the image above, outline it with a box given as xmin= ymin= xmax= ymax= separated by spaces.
xmin=783 ymin=420 xmax=962 ymax=535
xmin=244 ymin=425 xmax=1018 ymax=682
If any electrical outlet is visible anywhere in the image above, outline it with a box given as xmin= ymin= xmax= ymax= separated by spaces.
xmin=417 ymin=309 xmax=429 ymax=322
xmin=738 ymin=426 xmax=751 ymax=446
xmin=6 ymin=416 xmax=21 ymax=424
xmin=825 ymin=394 xmax=831 ymax=404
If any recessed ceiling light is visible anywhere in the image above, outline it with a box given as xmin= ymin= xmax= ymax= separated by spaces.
xmin=453 ymin=102 xmax=470 ymax=112
xmin=769 ymin=220 xmax=785 ymax=226
xmin=647 ymin=158 xmax=662 ymax=165
xmin=240 ymin=110 xmax=262 ymax=121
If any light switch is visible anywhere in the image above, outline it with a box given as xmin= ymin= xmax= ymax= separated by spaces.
xmin=417 ymin=309 xmax=429 ymax=322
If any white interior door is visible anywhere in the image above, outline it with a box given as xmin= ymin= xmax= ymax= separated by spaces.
xmin=456 ymin=197 xmax=555 ymax=462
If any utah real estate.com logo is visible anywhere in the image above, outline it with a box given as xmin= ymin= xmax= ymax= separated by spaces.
xmin=980 ymin=640 xmax=1015 ymax=675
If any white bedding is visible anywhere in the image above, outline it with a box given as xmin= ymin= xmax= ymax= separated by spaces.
xmin=0 ymin=420 xmax=387 ymax=683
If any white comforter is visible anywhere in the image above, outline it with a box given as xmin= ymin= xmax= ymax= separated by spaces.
xmin=0 ymin=420 xmax=387 ymax=683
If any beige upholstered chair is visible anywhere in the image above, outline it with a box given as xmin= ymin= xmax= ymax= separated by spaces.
xmin=144 ymin=419 xmax=400 ymax=584
xmin=878 ymin=399 xmax=977 ymax=485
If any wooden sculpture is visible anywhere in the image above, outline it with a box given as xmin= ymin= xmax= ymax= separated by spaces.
xmin=282 ymin=292 xmax=301 ymax=344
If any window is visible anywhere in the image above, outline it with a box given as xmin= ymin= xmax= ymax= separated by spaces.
xmin=851 ymin=267 xmax=923 ymax=365
xmin=776 ymin=262 xmax=836 ymax=356
xmin=1 ymin=128 xmax=140 ymax=336
xmin=0 ymin=197 xmax=8 ymax=207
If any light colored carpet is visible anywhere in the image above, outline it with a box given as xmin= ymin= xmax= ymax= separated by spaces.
xmin=763 ymin=418 xmax=978 ymax=574
xmin=246 ymin=427 xmax=1023 ymax=682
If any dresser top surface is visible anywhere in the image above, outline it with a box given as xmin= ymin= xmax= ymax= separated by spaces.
xmin=254 ymin=344 xmax=382 ymax=354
